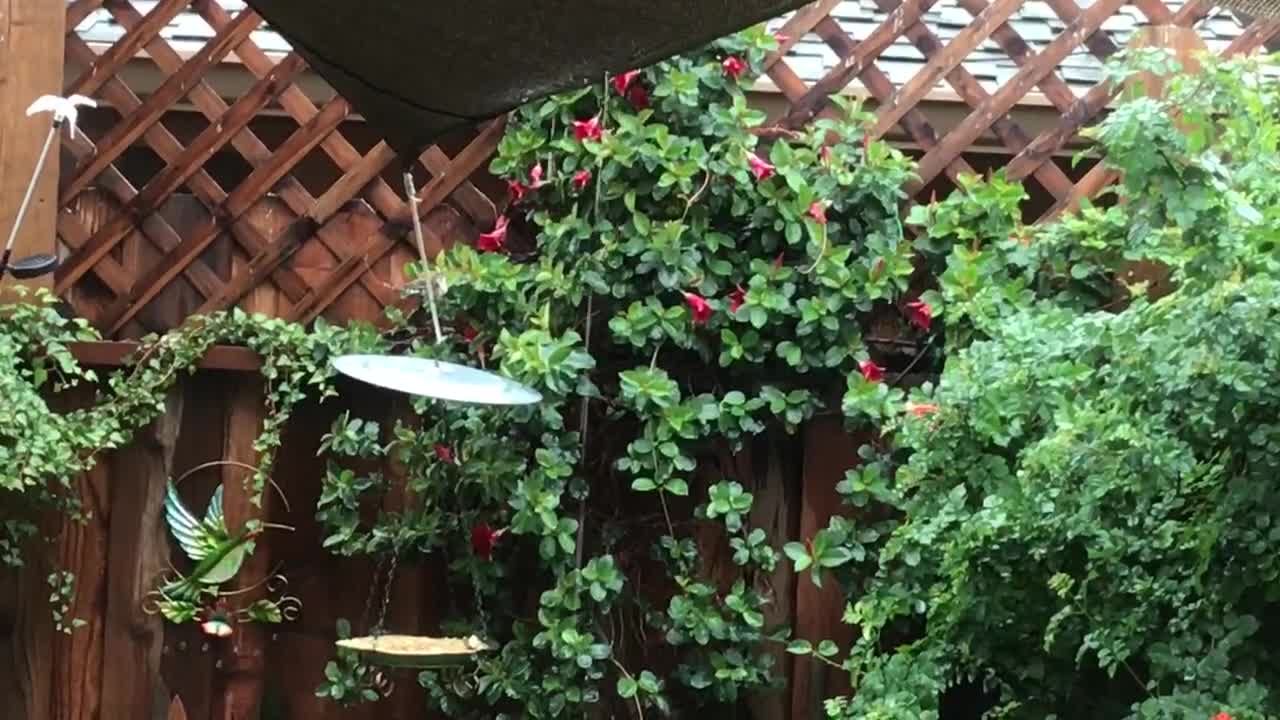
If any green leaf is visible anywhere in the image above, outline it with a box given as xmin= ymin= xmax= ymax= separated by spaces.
xmin=618 ymin=677 xmax=638 ymax=699
xmin=786 ymin=639 xmax=813 ymax=655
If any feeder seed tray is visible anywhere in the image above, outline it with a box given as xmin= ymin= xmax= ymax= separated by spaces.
xmin=336 ymin=634 xmax=495 ymax=669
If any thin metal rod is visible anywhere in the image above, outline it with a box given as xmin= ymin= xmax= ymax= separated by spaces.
xmin=2 ymin=122 xmax=59 ymax=268
xmin=574 ymin=294 xmax=594 ymax=569
xmin=402 ymin=170 xmax=444 ymax=344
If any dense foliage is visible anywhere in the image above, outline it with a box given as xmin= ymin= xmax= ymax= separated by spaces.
xmin=312 ymin=26 xmax=934 ymax=719
xmin=4 ymin=23 xmax=1280 ymax=720
xmin=831 ymin=51 xmax=1280 ymax=719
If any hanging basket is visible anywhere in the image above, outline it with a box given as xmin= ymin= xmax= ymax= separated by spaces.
xmin=336 ymin=634 xmax=496 ymax=669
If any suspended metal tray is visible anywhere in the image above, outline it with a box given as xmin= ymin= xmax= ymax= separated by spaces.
xmin=336 ymin=634 xmax=496 ymax=669
xmin=333 ymin=354 xmax=542 ymax=406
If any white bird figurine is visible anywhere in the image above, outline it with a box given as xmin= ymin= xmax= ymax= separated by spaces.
xmin=25 ymin=94 xmax=97 ymax=139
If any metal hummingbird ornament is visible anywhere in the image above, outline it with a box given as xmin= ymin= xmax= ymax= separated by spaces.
xmin=145 ymin=462 xmax=300 ymax=638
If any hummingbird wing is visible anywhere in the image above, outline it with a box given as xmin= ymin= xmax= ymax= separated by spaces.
xmin=202 ymin=484 xmax=227 ymax=534
xmin=164 ymin=481 xmax=228 ymax=562
xmin=198 ymin=540 xmax=253 ymax=585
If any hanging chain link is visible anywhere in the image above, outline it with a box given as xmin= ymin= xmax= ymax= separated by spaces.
xmin=361 ymin=551 xmax=388 ymax=636
xmin=375 ymin=548 xmax=400 ymax=635
xmin=473 ymin=575 xmax=490 ymax=639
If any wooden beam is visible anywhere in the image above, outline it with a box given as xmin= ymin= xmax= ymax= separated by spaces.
xmin=68 ymin=341 xmax=264 ymax=371
xmin=0 ymin=0 xmax=65 ymax=296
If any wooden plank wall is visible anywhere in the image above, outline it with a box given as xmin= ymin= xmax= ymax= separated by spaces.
xmin=0 ymin=0 xmax=65 ymax=297
xmin=4 ymin=374 xmax=448 ymax=720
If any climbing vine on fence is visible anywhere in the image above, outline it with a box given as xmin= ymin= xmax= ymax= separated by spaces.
xmin=0 ymin=287 xmax=385 ymax=589
xmin=311 ymin=25 xmax=932 ymax=718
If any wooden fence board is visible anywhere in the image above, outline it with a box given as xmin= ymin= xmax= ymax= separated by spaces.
xmin=0 ymin=0 xmax=65 ymax=296
xmin=99 ymin=389 xmax=184 ymax=720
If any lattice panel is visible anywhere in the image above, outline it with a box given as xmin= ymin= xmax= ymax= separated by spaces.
xmin=765 ymin=0 xmax=1280 ymax=221
xmin=57 ymin=0 xmax=503 ymax=338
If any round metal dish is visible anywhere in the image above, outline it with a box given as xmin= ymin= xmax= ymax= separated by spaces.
xmin=332 ymin=354 xmax=542 ymax=406
xmin=335 ymin=634 xmax=495 ymax=669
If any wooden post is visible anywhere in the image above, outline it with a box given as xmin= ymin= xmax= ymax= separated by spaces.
xmin=99 ymin=387 xmax=185 ymax=719
xmin=1115 ymin=25 xmax=1209 ymax=303
xmin=213 ymin=375 xmax=271 ymax=720
xmin=790 ymin=417 xmax=862 ymax=720
xmin=745 ymin=432 xmax=800 ymax=720
xmin=0 ymin=0 xmax=65 ymax=295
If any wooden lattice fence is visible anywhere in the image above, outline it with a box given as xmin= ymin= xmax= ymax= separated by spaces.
xmin=761 ymin=0 xmax=1279 ymax=224
xmin=53 ymin=0 xmax=1280 ymax=339
xmin=57 ymin=0 xmax=503 ymax=339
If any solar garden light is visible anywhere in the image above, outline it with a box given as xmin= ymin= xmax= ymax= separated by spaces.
xmin=1 ymin=94 xmax=96 ymax=282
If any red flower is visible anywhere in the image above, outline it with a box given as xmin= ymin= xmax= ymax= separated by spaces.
xmin=747 ymin=152 xmax=775 ymax=182
xmin=507 ymin=180 xmax=530 ymax=203
xmin=457 ymin=317 xmax=479 ymax=344
xmin=722 ymin=55 xmax=748 ymax=80
xmin=434 ymin=443 xmax=456 ymax=464
xmin=611 ymin=70 xmax=640 ymax=95
xmin=859 ymin=360 xmax=885 ymax=383
xmin=808 ymin=201 xmax=828 ymax=225
xmin=528 ymin=163 xmax=546 ymax=187
xmin=572 ymin=169 xmax=592 ymax=191
xmin=626 ymin=83 xmax=651 ymax=110
xmin=905 ymin=300 xmax=933 ymax=331
xmin=906 ymin=402 xmax=939 ymax=418
xmin=477 ymin=216 xmax=509 ymax=253
xmin=1215 ymin=713 xmax=1233 ymax=720
xmin=728 ymin=285 xmax=747 ymax=313
xmin=683 ymin=292 xmax=713 ymax=325
xmin=573 ymin=115 xmax=603 ymax=142
xmin=470 ymin=523 xmax=504 ymax=561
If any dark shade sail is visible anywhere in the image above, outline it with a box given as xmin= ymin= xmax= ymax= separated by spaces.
xmin=242 ymin=0 xmax=811 ymax=156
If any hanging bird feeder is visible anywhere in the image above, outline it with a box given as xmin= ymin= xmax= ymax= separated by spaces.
xmin=335 ymin=634 xmax=496 ymax=669
xmin=240 ymin=0 xmax=813 ymax=670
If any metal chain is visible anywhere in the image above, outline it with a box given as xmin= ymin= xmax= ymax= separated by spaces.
xmin=362 ymin=552 xmax=388 ymax=635
xmin=374 ymin=548 xmax=401 ymax=636
xmin=473 ymin=576 xmax=490 ymax=639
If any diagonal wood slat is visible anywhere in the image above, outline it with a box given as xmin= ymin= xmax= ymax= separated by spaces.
xmin=786 ymin=0 xmax=942 ymax=128
xmin=60 ymin=7 xmax=262 ymax=205
xmin=106 ymin=1 xmax=396 ymax=307
xmin=813 ymin=16 xmax=980 ymax=184
xmin=58 ymin=54 xmax=306 ymax=294
xmin=908 ymin=0 xmax=1129 ymax=193
xmin=100 ymin=99 xmax=352 ymax=333
xmin=764 ymin=0 xmax=845 ymax=70
xmin=872 ymin=0 xmax=1024 ymax=137
xmin=64 ymin=0 xmax=189 ymax=98
xmin=59 ymin=36 xmax=311 ymax=303
xmin=871 ymin=0 xmax=1075 ymax=199
xmin=286 ymin=117 xmax=508 ymax=324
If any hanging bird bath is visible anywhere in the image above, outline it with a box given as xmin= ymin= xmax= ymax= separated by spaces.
xmin=333 ymin=354 xmax=542 ymax=406
xmin=336 ymin=634 xmax=496 ymax=669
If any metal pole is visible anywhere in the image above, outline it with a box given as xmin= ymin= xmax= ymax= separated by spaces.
xmin=402 ymin=170 xmax=444 ymax=345
xmin=1 ymin=121 xmax=59 ymax=277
